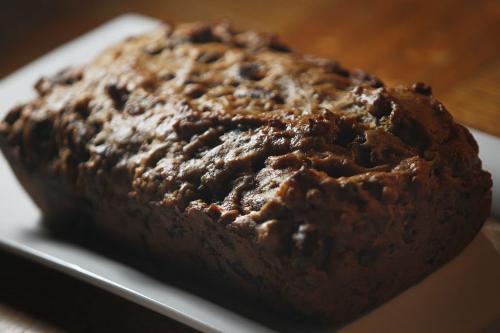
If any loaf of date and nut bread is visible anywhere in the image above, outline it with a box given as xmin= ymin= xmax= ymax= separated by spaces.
xmin=0 ymin=22 xmax=492 ymax=323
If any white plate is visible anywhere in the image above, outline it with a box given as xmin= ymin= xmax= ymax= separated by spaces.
xmin=0 ymin=14 xmax=499 ymax=333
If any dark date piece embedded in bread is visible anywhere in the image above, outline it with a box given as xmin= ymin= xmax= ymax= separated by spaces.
xmin=0 ymin=22 xmax=492 ymax=324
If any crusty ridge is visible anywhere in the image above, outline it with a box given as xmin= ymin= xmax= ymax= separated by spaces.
xmin=0 ymin=22 xmax=491 ymax=321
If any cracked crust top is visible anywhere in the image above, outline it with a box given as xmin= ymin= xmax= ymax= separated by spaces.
xmin=0 ymin=21 xmax=491 ymax=270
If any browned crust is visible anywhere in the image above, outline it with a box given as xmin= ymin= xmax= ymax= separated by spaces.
xmin=0 ymin=22 xmax=492 ymax=323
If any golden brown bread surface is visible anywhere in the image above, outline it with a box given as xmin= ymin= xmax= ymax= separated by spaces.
xmin=0 ymin=22 xmax=492 ymax=323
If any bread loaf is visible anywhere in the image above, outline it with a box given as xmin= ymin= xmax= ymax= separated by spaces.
xmin=0 ymin=22 xmax=492 ymax=323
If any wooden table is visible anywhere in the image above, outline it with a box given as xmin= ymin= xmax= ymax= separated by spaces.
xmin=1 ymin=1 xmax=499 ymax=331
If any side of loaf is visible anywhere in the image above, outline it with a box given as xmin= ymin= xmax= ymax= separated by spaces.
xmin=0 ymin=22 xmax=491 ymax=323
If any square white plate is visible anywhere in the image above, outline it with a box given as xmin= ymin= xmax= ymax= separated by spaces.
xmin=0 ymin=14 xmax=499 ymax=333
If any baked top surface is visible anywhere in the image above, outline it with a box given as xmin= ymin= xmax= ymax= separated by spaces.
xmin=0 ymin=21 xmax=489 ymax=259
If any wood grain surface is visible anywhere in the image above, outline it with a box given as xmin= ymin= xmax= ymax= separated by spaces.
xmin=0 ymin=1 xmax=499 ymax=332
